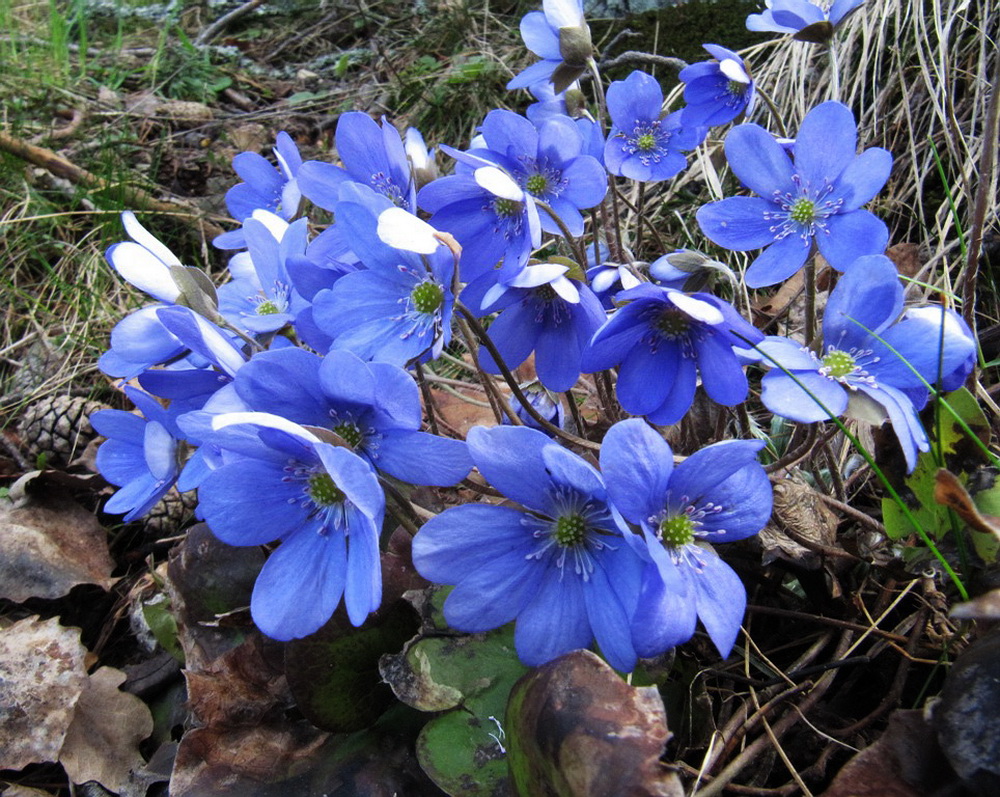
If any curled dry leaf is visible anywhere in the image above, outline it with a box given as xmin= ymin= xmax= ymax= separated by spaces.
xmin=0 ymin=616 xmax=88 ymax=770
xmin=59 ymin=666 xmax=154 ymax=794
xmin=505 ymin=649 xmax=683 ymax=797
xmin=0 ymin=472 xmax=115 ymax=601
xmin=933 ymin=468 xmax=1000 ymax=540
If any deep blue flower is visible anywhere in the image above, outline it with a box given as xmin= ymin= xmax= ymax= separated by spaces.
xmin=586 ymin=242 xmax=642 ymax=309
xmin=697 ymin=101 xmax=891 ymax=288
xmin=605 ymin=71 xmax=705 ymax=182
xmin=477 ymin=261 xmax=606 ymax=392
xmin=756 ymin=255 xmax=976 ymax=471
xmin=92 ymin=387 xmax=185 ymax=522
xmin=215 ymin=131 xmax=303 ymax=249
xmin=298 ymin=113 xmax=415 ymax=214
xmin=601 ymin=419 xmax=771 ymax=657
xmin=231 ymin=346 xmax=471 ymax=486
xmin=582 ymin=283 xmax=763 ymax=425
xmin=412 ymin=425 xmax=644 ymax=671
xmin=217 ymin=213 xmax=310 ymax=336
xmin=747 ymin=0 xmax=865 ymax=40
xmin=679 ymin=44 xmax=756 ymax=128
xmin=463 ymin=109 xmax=607 ymax=237
xmin=312 ymin=195 xmax=456 ymax=366
xmin=419 ymin=163 xmax=541 ymax=284
xmin=504 ymin=382 xmax=567 ymax=434
xmin=508 ymin=0 xmax=593 ymax=94
xmin=196 ymin=413 xmax=384 ymax=640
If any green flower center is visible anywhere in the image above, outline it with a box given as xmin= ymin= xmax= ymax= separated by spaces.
xmin=535 ymin=284 xmax=557 ymax=303
xmin=525 ymin=173 xmax=548 ymax=195
xmin=411 ymin=281 xmax=444 ymax=314
xmin=554 ymin=513 xmax=586 ymax=547
xmin=822 ymin=349 xmax=857 ymax=378
xmin=308 ymin=472 xmax=345 ymax=507
xmin=256 ymin=300 xmax=280 ymax=315
xmin=727 ymin=79 xmax=748 ymax=96
xmin=789 ymin=197 xmax=817 ymax=224
xmin=333 ymin=422 xmax=363 ymax=449
xmin=494 ymin=198 xmax=520 ymax=218
xmin=659 ymin=514 xmax=695 ymax=547
xmin=655 ymin=308 xmax=690 ymax=339
xmin=636 ymin=133 xmax=657 ymax=151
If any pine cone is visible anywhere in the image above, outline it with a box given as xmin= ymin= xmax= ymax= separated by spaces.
xmin=18 ymin=394 xmax=107 ymax=468
xmin=144 ymin=487 xmax=197 ymax=536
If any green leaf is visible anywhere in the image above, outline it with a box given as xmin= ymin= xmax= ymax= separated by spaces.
xmin=882 ymin=387 xmax=991 ymax=541
xmin=142 ymin=594 xmax=183 ymax=663
xmin=381 ymin=623 xmax=528 ymax=795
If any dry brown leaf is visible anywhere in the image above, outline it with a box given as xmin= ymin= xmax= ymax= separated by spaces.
xmin=766 ymin=478 xmax=841 ymax=568
xmin=934 ymin=468 xmax=1000 ymax=539
xmin=0 ymin=475 xmax=115 ymax=601
xmin=0 ymin=616 xmax=88 ymax=770
xmin=59 ymin=666 xmax=154 ymax=794
xmin=506 ymin=649 xmax=683 ymax=797
xmin=171 ymin=636 xmax=329 ymax=796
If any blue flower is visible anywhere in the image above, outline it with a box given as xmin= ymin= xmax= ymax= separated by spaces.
xmin=601 ymin=419 xmax=772 ymax=657
xmin=679 ymin=44 xmax=756 ymax=128
xmin=477 ymin=261 xmax=607 ymax=392
xmin=508 ymin=0 xmax=593 ymax=94
xmin=215 ymin=132 xmax=304 ymax=249
xmin=747 ymin=0 xmax=865 ymax=41
xmin=605 ymin=71 xmax=705 ymax=182
xmin=231 ymin=346 xmax=472 ymax=486
xmin=312 ymin=196 xmax=456 ymax=366
xmin=412 ymin=425 xmax=644 ymax=671
xmin=504 ymin=383 xmax=567 ymax=434
xmin=297 ymin=113 xmax=416 ymax=213
xmin=582 ymin=283 xmax=763 ymax=425
xmin=196 ymin=413 xmax=384 ymax=639
xmin=217 ymin=213 xmax=310 ymax=336
xmin=756 ymin=255 xmax=976 ymax=471
xmin=92 ymin=387 xmax=185 ymax=522
xmin=463 ymin=110 xmax=607 ymax=237
xmin=697 ymin=101 xmax=891 ymax=288
xmin=419 ymin=163 xmax=541 ymax=285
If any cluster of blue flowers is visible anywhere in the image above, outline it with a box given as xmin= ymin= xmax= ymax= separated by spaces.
xmin=92 ymin=0 xmax=976 ymax=670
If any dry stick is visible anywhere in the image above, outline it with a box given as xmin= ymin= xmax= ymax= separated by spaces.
xmin=455 ymin=314 xmax=509 ymax=426
xmin=695 ymin=631 xmax=855 ymax=797
xmin=764 ymin=422 xmax=818 ymax=474
xmin=194 ymin=0 xmax=267 ymax=45
xmin=0 ymin=130 xmax=226 ymax=239
xmin=960 ymin=39 xmax=1000 ymax=333
xmin=413 ymin=362 xmax=440 ymax=436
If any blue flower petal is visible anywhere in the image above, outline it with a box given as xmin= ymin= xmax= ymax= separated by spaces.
xmin=468 ymin=425 xmax=555 ymax=510
xmin=199 ymin=460 xmax=303 ymax=545
xmin=646 ymin=356 xmax=698 ymax=425
xmin=760 ymin=370 xmax=848 ymax=422
xmin=822 ymin=254 xmax=902 ymax=349
xmin=413 ymin=504 xmax=536 ymax=583
xmin=725 ymin=123 xmax=796 ymax=197
xmin=697 ymin=196 xmax=782 ymax=251
xmin=251 ymin=523 xmax=348 ymax=640
xmin=343 ymin=509 xmax=381 ymax=626
xmin=377 ymin=430 xmax=471 ymax=486
xmin=514 ymin=570 xmax=592 ymax=667
xmin=445 ymin=553 xmax=546 ymax=632
xmin=744 ymin=232 xmax=812 ymax=288
xmin=816 ymin=209 xmax=889 ymax=271
xmin=795 ymin=102 xmax=857 ymax=190
xmin=631 ymin=562 xmax=697 ymax=657
xmin=691 ymin=550 xmax=746 ymax=657
xmin=617 ymin=342 xmax=679 ymax=416
xmin=600 ymin=418 xmax=674 ymax=524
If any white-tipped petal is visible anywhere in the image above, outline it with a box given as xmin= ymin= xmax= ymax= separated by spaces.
xmin=250 ymin=209 xmax=289 ymax=241
xmin=211 ymin=411 xmax=321 ymax=443
xmin=376 ymin=207 xmax=441 ymax=254
xmin=669 ymin=292 xmax=725 ymax=324
xmin=509 ymin=262 xmax=569 ymax=288
xmin=719 ymin=58 xmax=750 ymax=83
xmin=544 ymin=0 xmax=584 ymax=29
xmin=550 ymin=275 xmax=580 ymax=303
xmin=474 ymin=166 xmax=524 ymax=201
xmin=108 ymin=242 xmax=182 ymax=303
xmin=121 ymin=211 xmax=182 ymax=266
